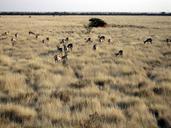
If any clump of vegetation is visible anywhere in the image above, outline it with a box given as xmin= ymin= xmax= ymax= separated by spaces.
xmin=69 ymin=79 xmax=91 ymax=89
xmin=88 ymin=18 xmax=107 ymax=28
xmin=84 ymin=25 xmax=93 ymax=34
xmin=0 ymin=104 xmax=37 ymax=124
xmin=84 ymin=18 xmax=107 ymax=33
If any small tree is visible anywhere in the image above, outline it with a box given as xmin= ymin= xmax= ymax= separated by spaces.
xmin=88 ymin=18 xmax=107 ymax=28
xmin=84 ymin=18 xmax=107 ymax=34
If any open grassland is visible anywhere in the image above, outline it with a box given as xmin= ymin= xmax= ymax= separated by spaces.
xmin=0 ymin=16 xmax=171 ymax=128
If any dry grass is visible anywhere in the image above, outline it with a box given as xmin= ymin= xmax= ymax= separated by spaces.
xmin=0 ymin=16 xmax=171 ymax=128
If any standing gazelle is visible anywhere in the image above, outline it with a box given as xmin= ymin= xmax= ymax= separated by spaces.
xmin=15 ymin=33 xmax=18 ymax=38
xmin=11 ymin=37 xmax=16 ymax=46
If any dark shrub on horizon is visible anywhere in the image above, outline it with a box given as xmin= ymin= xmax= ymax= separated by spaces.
xmin=88 ymin=18 xmax=107 ymax=27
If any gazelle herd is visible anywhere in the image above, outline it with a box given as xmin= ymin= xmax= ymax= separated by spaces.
xmin=0 ymin=30 xmax=170 ymax=64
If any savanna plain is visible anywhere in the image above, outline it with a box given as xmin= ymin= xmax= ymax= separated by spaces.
xmin=0 ymin=16 xmax=171 ymax=128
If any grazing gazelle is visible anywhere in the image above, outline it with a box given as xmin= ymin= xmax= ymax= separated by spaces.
xmin=63 ymin=44 xmax=68 ymax=53
xmin=65 ymin=37 xmax=69 ymax=42
xmin=54 ymin=54 xmax=68 ymax=62
xmin=56 ymin=45 xmax=63 ymax=53
xmin=60 ymin=39 xmax=65 ymax=44
xmin=46 ymin=37 xmax=49 ymax=41
xmin=166 ymin=38 xmax=171 ymax=43
xmin=67 ymin=43 xmax=73 ymax=51
xmin=11 ymin=37 xmax=16 ymax=46
xmin=35 ymin=34 xmax=39 ymax=39
xmin=108 ymin=39 xmax=111 ymax=43
xmin=54 ymin=54 xmax=62 ymax=62
xmin=42 ymin=39 xmax=45 ymax=44
xmin=93 ymin=44 xmax=97 ymax=50
xmin=1 ymin=31 xmax=9 ymax=36
xmin=86 ymin=37 xmax=92 ymax=43
xmin=115 ymin=50 xmax=123 ymax=57
xmin=166 ymin=38 xmax=171 ymax=46
xmin=29 ymin=31 xmax=36 ymax=35
xmin=15 ymin=33 xmax=18 ymax=38
xmin=98 ymin=35 xmax=105 ymax=42
xmin=144 ymin=38 xmax=152 ymax=44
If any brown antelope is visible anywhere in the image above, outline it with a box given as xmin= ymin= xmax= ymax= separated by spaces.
xmin=63 ymin=44 xmax=68 ymax=53
xmin=166 ymin=38 xmax=171 ymax=46
xmin=98 ymin=35 xmax=105 ymax=42
xmin=56 ymin=45 xmax=63 ymax=53
xmin=61 ymin=54 xmax=68 ymax=60
xmin=93 ymin=44 xmax=97 ymax=50
xmin=60 ymin=39 xmax=65 ymax=44
xmin=46 ymin=37 xmax=49 ymax=41
xmin=65 ymin=37 xmax=69 ymax=42
xmin=86 ymin=37 xmax=92 ymax=43
xmin=166 ymin=38 xmax=171 ymax=43
xmin=29 ymin=31 xmax=36 ymax=35
xmin=35 ymin=34 xmax=39 ymax=39
xmin=54 ymin=54 xmax=62 ymax=62
xmin=54 ymin=54 xmax=68 ymax=62
xmin=108 ymin=39 xmax=111 ymax=43
xmin=1 ymin=31 xmax=9 ymax=36
xmin=11 ymin=37 xmax=16 ymax=46
xmin=15 ymin=33 xmax=18 ymax=38
xmin=42 ymin=40 xmax=45 ymax=44
xmin=115 ymin=50 xmax=123 ymax=57
xmin=67 ymin=43 xmax=73 ymax=51
xmin=144 ymin=38 xmax=152 ymax=44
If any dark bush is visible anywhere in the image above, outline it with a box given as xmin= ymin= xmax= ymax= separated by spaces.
xmin=88 ymin=18 xmax=107 ymax=27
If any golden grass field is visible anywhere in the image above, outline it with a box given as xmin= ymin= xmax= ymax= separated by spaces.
xmin=0 ymin=16 xmax=171 ymax=128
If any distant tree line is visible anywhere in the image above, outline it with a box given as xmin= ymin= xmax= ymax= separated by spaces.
xmin=0 ymin=12 xmax=171 ymax=16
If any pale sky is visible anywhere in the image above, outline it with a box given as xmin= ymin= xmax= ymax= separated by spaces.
xmin=0 ymin=0 xmax=170 ymax=12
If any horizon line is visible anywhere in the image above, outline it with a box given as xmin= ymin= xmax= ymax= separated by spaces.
xmin=0 ymin=11 xmax=171 ymax=13
xmin=0 ymin=11 xmax=171 ymax=16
